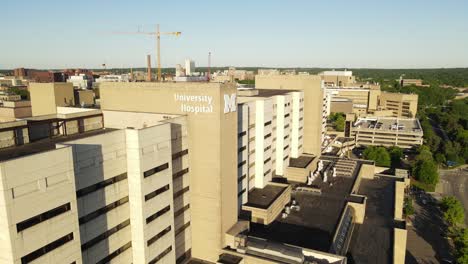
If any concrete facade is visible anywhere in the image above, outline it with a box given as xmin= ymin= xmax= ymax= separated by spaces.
xmin=29 ymin=83 xmax=75 ymax=116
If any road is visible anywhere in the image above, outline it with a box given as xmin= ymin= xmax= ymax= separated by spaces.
xmin=406 ymin=191 xmax=453 ymax=263
xmin=436 ymin=167 xmax=468 ymax=226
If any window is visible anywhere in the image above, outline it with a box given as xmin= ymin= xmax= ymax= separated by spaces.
xmin=79 ymin=197 xmax=129 ymax=225
xmin=174 ymin=204 xmax=190 ymax=218
xmin=237 ymin=160 xmax=246 ymax=168
xmin=148 ymin=246 xmax=172 ymax=264
xmin=144 ymin=163 xmax=169 ymax=178
xmin=96 ymin=242 xmax=132 ymax=264
xmin=145 ymin=185 xmax=170 ymax=201
xmin=263 ymin=169 xmax=271 ymax=176
xmin=284 ymin=135 xmax=289 ymax=140
xmin=81 ymin=219 xmax=130 ymax=251
xmin=77 ymin=173 xmax=127 ymax=198
xmin=264 ymin=133 xmax=271 ymax=139
xmin=284 ymin=113 xmax=290 ymax=118
xmin=175 ymin=222 xmax=191 ymax=236
xmin=283 ymin=145 xmax=289 ymax=150
xmin=21 ymin=233 xmax=74 ymax=264
xmin=238 ymin=174 xmax=247 ymax=183
xmin=173 ymin=168 xmax=189 ymax=180
xmin=146 ymin=205 xmax=171 ymax=224
xmin=284 ymin=124 xmax=290 ymax=129
xmin=238 ymin=189 xmax=246 ymax=197
xmin=264 ymin=121 xmax=272 ymax=126
xmin=147 ymin=226 xmax=171 ymax=247
xmin=172 ymin=149 xmax=188 ymax=160
xmin=264 ymin=158 xmax=271 ymax=164
xmin=283 ymin=155 xmax=289 ymax=160
xmin=299 ymin=126 xmax=303 ymax=131
xmin=238 ymin=146 xmax=246 ymax=152
xmin=173 ymin=187 xmax=189 ymax=199
xmin=238 ymin=131 xmax=247 ymax=137
xmin=17 ymin=203 xmax=71 ymax=232
xmin=264 ymin=146 xmax=271 ymax=152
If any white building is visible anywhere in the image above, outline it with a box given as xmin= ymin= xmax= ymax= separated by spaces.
xmin=184 ymin=59 xmax=195 ymax=76
xmin=67 ymin=74 xmax=90 ymax=89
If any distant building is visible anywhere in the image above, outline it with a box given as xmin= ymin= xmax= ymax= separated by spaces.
xmin=95 ymin=74 xmax=130 ymax=83
xmin=185 ymin=59 xmax=195 ymax=76
xmin=401 ymin=79 xmax=423 ymax=87
xmin=319 ymin=70 xmax=356 ymax=87
xmin=175 ymin=64 xmax=185 ymax=77
xmin=67 ymin=74 xmax=91 ymax=89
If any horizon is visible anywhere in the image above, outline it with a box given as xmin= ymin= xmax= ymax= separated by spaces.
xmin=2 ymin=0 xmax=468 ymax=69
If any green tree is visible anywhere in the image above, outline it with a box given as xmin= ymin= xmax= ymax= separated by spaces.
xmin=440 ymin=196 xmax=465 ymax=226
xmin=389 ymin=146 xmax=403 ymax=168
xmin=334 ymin=115 xmax=345 ymax=132
xmin=363 ymin=146 xmax=391 ymax=167
xmin=413 ymin=159 xmax=439 ymax=186
xmin=403 ymin=197 xmax=415 ymax=216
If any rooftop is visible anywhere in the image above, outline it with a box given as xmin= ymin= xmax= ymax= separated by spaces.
xmin=244 ymin=184 xmax=287 ymax=209
xmin=238 ymin=88 xmax=299 ymax=100
xmin=0 ymin=128 xmax=115 ymax=162
xmin=249 ymin=158 xmax=367 ymax=251
xmin=353 ymin=117 xmax=422 ymax=133
xmin=289 ymin=155 xmax=315 ymax=168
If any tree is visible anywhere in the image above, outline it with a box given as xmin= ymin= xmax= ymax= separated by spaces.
xmin=363 ymin=146 xmax=391 ymax=167
xmin=413 ymin=159 xmax=439 ymax=186
xmin=404 ymin=197 xmax=415 ymax=216
xmin=440 ymin=196 xmax=465 ymax=226
xmin=389 ymin=146 xmax=403 ymax=168
xmin=334 ymin=115 xmax=345 ymax=132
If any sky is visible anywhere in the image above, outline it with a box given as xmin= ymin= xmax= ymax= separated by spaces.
xmin=1 ymin=0 xmax=468 ymax=69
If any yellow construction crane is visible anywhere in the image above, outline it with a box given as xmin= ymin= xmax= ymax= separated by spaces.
xmin=112 ymin=24 xmax=181 ymax=81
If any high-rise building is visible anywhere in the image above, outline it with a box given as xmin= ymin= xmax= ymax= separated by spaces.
xmin=184 ymin=59 xmax=195 ymax=76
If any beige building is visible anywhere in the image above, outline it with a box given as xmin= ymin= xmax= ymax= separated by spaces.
xmin=29 ymin=83 xmax=75 ymax=116
xmin=375 ymin=92 xmax=418 ymax=118
xmin=351 ymin=117 xmax=424 ymax=149
xmin=319 ymin=70 xmax=356 ymax=87
xmin=0 ymin=100 xmax=32 ymax=119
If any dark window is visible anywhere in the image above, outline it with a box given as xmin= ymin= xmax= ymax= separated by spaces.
xmin=144 ymin=163 xmax=169 ymax=178
xmin=96 ymin=241 xmax=132 ymax=264
xmin=264 ymin=146 xmax=271 ymax=152
xmin=237 ymin=160 xmax=246 ymax=168
xmin=146 ymin=206 xmax=171 ymax=224
xmin=76 ymin=173 xmax=127 ymax=198
xmin=284 ymin=135 xmax=289 ymax=140
xmin=283 ymin=155 xmax=289 ymax=160
xmin=298 ymin=144 xmax=303 ymax=149
xmin=145 ymin=185 xmax=170 ymax=201
xmin=299 ymin=107 xmax=304 ymax=112
xmin=175 ymin=222 xmax=191 ymax=236
xmin=174 ymin=204 xmax=190 ymax=218
xmin=284 ymin=124 xmax=290 ymax=129
xmin=147 ymin=226 xmax=171 ymax=247
xmin=238 ymin=131 xmax=247 ymax=137
xmin=299 ymin=126 xmax=303 ymax=130
xmin=17 ymin=203 xmax=71 ymax=232
xmin=263 ymin=169 xmax=271 ymax=176
xmin=238 ymin=146 xmax=246 ymax=152
xmin=283 ymin=145 xmax=289 ymax=150
xmin=264 ymin=158 xmax=271 ymax=164
xmin=81 ymin=219 xmax=130 ymax=251
xmin=172 ymin=149 xmax=188 ymax=160
xmin=299 ymin=135 xmax=303 ymax=140
xmin=173 ymin=168 xmax=189 ymax=180
xmin=299 ymin=117 xmax=303 ymax=121
xmin=264 ymin=133 xmax=271 ymax=139
xmin=79 ymin=197 xmax=129 ymax=225
xmin=238 ymin=174 xmax=247 ymax=183
xmin=284 ymin=113 xmax=290 ymax=118
xmin=238 ymin=188 xmax=246 ymax=197
xmin=176 ymin=249 xmax=191 ymax=264
xmin=21 ymin=233 xmax=74 ymax=264
xmin=173 ymin=187 xmax=189 ymax=199
xmin=148 ymin=246 xmax=172 ymax=264
xmin=264 ymin=121 xmax=272 ymax=126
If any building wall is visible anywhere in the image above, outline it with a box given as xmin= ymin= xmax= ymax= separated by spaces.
xmin=0 ymin=147 xmax=82 ymax=264
xmin=255 ymin=75 xmax=323 ymax=156
xmin=330 ymin=101 xmax=353 ymax=114
xmin=29 ymin=83 xmax=74 ymax=116
xmin=99 ymin=82 xmax=238 ymax=262
xmin=379 ymin=92 xmax=418 ymax=118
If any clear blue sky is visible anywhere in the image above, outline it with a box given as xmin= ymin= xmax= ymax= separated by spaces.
xmin=2 ymin=0 xmax=467 ymax=69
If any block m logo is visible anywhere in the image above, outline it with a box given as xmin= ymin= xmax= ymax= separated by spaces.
xmin=224 ymin=93 xmax=237 ymax=113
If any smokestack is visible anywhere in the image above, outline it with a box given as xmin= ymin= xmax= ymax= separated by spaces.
xmin=146 ymin=54 xmax=152 ymax=82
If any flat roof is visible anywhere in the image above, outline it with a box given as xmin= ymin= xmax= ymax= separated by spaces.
xmin=289 ymin=155 xmax=315 ymax=168
xmin=354 ymin=117 xmax=422 ymax=133
xmin=244 ymin=184 xmax=287 ymax=209
xmin=249 ymin=158 xmax=367 ymax=251
xmin=239 ymin=88 xmax=300 ymax=99
xmin=348 ymin=177 xmax=396 ymax=264
xmin=0 ymin=128 xmax=116 ymax=162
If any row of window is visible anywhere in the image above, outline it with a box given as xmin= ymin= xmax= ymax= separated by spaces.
xmin=264 ymin=145 xmax=271 ymax=152
xmin=238 ymin=174 xmax=247 ymax=183
xmin=17 ymin=203 xmax=71 ymax=233
xmin=21 ymin=233 xmax=74 ymax=264
xmin=264 ymin=133 xmax=271 ymax=139
xmin=144 ymin=163 xmax=169 ymax=178
xmin=174 ymin=204 xmax=190 ymax=218
xmin=146 ymin=205 xmax=171 ymax=224
xmin=172 ymin=149 xmax=188 ymax=160
xmin=264 ymin=158 xmax=271 ymax=164
xmin=283 ymin=145 xmax=289 ymax=150
xmin=147 ymin=226 xmax=171 ymax=247
xmin=76 ymin=173 xmax=127 ymax=198
xmin=174 ymin=187 xmax=189 ymax=199
xmin=237 ymin=160 xmax=246 ymax=168
xmin=284 ymin=135 xmax=289 ymax=140
xmin=96 ymin=241 xmax=132 ymax=264
xmin=173 ymin=168 xmax=189 ymax=180
xmin=238 ymin=131 xmax=247 ymax=137
xmin=263 ymin=169 xmax=271 ymax=176
xmin=284 ymin=155 xmax=289 ymax=160
xmin=238 ymin=145 xmax=246 ymax=152
xmin=148 ymin=246 xmax=172 ymax=264
xmin=81 ymin=219 xmax=130 ymax=251
xmin=238 ymin=188 xmax=246 ymax=197
xmin=79 ymin=196 xmax=129 ymax=225
xmin=145 ymin=184 xmax=170 ymax=202
xmin=284 ymin=124 xmax=290 ymax=129
xmin=264 ymin=121 xmax=272 ymax=126
xmin=175 ymin=221 xmax=191 ymax=237
xmin=284 ymin=113 xmax=290 ymax=118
